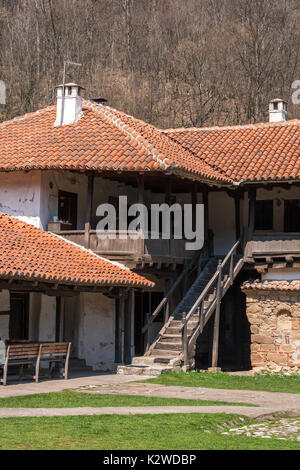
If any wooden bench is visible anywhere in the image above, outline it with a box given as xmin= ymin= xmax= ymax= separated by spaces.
xmin=37 ymin=342 xmax=71 ymax=382
xmin=0 ymin=342 xmax=71 ymax=386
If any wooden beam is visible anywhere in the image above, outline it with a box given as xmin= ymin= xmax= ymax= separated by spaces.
xmin=86 ymin=172 xmax=95 ymax=226
xmin=248 ymin=188 xmax=256 ymax=239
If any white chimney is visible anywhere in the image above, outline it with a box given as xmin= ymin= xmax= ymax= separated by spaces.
xmin=269 ymin=99 xmax=287 ymax=122
xmin=54 ymin=83 xmax=84 ymax=126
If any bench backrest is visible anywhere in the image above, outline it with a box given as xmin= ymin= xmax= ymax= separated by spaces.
xmin=6 ymin=343 xmax=40 ymax=362
xmin=39 ymin=342 xmax=70 ymax=359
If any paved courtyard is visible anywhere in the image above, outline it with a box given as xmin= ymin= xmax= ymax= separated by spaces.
xmin=0 ymin=371 xmax=300 ymax=420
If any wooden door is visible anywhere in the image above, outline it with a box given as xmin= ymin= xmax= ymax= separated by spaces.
xmin=9 ymin=293 xmax=29 ymax=340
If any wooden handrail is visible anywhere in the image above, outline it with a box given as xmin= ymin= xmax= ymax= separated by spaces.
xmin=180 ymin=238 xmax=242 ymax=332
xmin=141 ymin=248 xmax=205 ymax=334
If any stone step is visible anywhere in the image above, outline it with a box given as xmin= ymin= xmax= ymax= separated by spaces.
xmin=132 ymin=356 xmax=157 ymax=366
xmin=117 ymin=364 xmax=175 ymax=376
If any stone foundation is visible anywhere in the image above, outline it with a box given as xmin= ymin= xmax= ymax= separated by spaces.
xmin=242 ymin=285 xmax=300 ymax=373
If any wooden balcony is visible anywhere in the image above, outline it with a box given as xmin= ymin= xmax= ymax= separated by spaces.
xmin=49 ymin=224 xmax=191 ymax=269
xmin=244 ymin=232 xmax=300 ymax=270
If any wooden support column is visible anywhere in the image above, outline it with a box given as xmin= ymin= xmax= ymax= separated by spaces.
xmin=235 ymin=192 xmax=241 ymax=240
xmin=202 ymin=187 xmax=209 ymax=254
xmin=137 ymin=173 xmax=145 ymax=205
xmin=165 ymin=176 xmax=172 ymax=255
xmin=124 ymin=291 xmax=132 ymax=364
xmin=86 ymin=172 xmax=94 ymax=226
xmin=192 ymin=181 xmax=198 ymax=232
xmin=248 ymin=188 xmax=256 ymax=240
xmin=210 ymin=260 xmax=222 ymax=371
xmin=234 ymin=191 xmax=242 ymax=255
xmin=55 ymin=296 xmax=62 ymax=342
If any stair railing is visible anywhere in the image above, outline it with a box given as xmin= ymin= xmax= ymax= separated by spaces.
xmin=142 ymin=247 xmax=207 ymax=353
xmin=180 ymin=238 xmax=244 ymax=366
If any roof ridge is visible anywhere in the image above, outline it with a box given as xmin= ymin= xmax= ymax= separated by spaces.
xmin=83 ymin=100 xmax=172 ymax=170
xmin=162 ymin=119 xmax=300 ymax=133
xmin=83 ymin=100 xmax=233 ymax=182
xmin=0 ymin=106 xmax=55 ymax=128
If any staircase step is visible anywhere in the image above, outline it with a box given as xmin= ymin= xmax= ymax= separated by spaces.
xmin=160 ymin=335 xmax=181 ymax=343
xmin=150 ymin=349 xmax=178 ymax=357
xmin=156 ymin=342 xmax=182 ymax=351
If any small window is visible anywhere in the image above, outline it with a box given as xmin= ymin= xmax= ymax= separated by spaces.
xmin=254 ymin=200 xmax=273 ymax=230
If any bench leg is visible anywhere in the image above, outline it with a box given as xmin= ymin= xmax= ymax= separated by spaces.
xmin=47 ymin=361 xmax=54 ymax=378
xmin=35 ymin=357 xmax=40 ymax=383
xmin=64 ymin=343 xmax=71 ymax=380
xmin=19 ymin=364 xmax=24 ymax=381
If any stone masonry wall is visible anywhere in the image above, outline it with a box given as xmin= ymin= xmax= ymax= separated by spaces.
xmin=244 ymin=290 xmax=300 ymax=372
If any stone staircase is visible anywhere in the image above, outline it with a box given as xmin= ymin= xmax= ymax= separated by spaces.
xmin=117 ymin=257 xmax=220 ymax=376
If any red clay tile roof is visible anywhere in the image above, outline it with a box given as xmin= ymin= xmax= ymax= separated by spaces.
xmin=242 ymin=279 xmax=300 ymax=292
xmin=163 ymin=120 xmax=300 ymax=183
xmin=0 ymin=212 xmax=153 ymax=288
xmin=0 ymin=100 xmax=231 ymax=184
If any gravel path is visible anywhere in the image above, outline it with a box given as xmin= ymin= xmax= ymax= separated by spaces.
xmin=0 ymin=405 xmax=288 ymax=419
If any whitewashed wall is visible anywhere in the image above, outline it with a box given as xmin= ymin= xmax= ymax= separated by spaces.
xmin=77 ymin=292 xmax=115 ymax=371
xmin=38 ymin=294 xmax=56 ymax=341
xmin=208 ymin=191 xmax=236 ymax=255
xmin=0 ymin=170 xmax=42 ymax=227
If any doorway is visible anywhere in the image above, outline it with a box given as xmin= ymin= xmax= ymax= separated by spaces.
xmin=58 ymin=190 xmax=78 ymax=229
xmin=9 ymin=293 xmax=29 ymax=340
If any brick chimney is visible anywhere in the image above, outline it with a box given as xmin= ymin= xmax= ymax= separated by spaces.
xmin=54 ymin=83 xmax=84 ymax=126
xmin=269 ymin=99 xmax=287 ymax=122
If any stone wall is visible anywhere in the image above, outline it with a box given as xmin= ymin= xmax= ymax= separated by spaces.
xmin=243 ymin=289 xmax=300 ymax=372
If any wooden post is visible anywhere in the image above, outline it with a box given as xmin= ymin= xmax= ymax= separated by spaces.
xmin=165 ymin=176 xmax=172 ymax=255
xmin=235 ymin=190 xmax=242 ymax=256
xmin=84 ymin=222 xmax=91 ymax=249
xmin=210 ymin=260 xmax=222 ymax=371
xmin=86 ymin=172 xmax=94 ymax=226
xmin=192 ymin=181 xmax=198 ymax=232
xmin=55 ymin=296 xmax=61 ymax=342
xmin=202 ymin=188 xmax=209 ymax=255
xmin=182 ymin=312 xmax=188 ymax=366
xmin=144 ymin=312 xmax=150 ymax=353
xmin=164 ymin=299 xmax=170 ymax=324
xmin=248 ymin=189 xmax=256 ymax=240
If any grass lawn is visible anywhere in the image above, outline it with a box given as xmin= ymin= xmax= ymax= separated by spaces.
xmin=142 ymin=371 xmax=300 ymax=393
xmin=0 ymin=413 xmax=299 ymax=450
xmin=0 ymin=391 xmax=254 ymax=408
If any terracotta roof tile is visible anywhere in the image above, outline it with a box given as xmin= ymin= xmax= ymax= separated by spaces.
xmin=0 ymin=212 xmax=153 ymax=288
xmin=163 ymin=120 xmax=300 ymax=183
xmin=0 ymin=101 xmax=230 ymax=184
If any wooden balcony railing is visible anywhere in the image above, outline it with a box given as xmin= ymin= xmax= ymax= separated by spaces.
xmin=50 ymin=223 xmax=194 ymax=267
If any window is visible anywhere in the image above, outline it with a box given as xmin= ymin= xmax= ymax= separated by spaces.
xmin=284 ymin=200 xmax=300 ymax=232
xmin=254 ymin=200 xmax=273 ymax=230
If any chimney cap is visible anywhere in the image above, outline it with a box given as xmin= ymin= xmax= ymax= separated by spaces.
xmin=269 ymin=98 xmax=287 ymax=104
xmin=55 ymin=82 xmax=85 ymax=90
